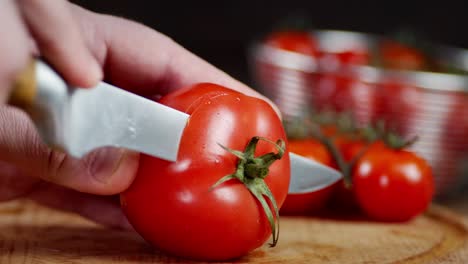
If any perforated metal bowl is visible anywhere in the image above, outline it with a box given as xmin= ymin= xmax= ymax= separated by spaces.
xmin=249 ymin=30 xmax=468 ymax=197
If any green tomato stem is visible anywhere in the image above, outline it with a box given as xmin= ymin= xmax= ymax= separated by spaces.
xmin=212 ymin=136 xmax=285 ymax=247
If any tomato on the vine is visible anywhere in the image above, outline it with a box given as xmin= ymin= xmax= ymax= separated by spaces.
xmin=280 ymin=138 xmax=336 ymax=215
xmin=327 ymin=137 xmax=370 ymax=212
xmin=352 ymin=144 xmax=434 ymax=221
xmin=120 ymin=83 xmax=290 ymax=261
xmin=336 ymin=138 xmax=368 ymax=162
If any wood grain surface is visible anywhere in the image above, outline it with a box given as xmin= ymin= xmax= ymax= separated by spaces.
xmin=1 ymin=199 xmax=468 ymax=263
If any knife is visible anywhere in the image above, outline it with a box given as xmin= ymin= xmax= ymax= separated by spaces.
xmin=9 ymin=59 xmax=341 ymax=194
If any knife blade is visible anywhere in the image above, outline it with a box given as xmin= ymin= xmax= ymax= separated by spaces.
xmin=10 ymin=60 xmax=189 ymax=162
xmin=9 ymin=59 xmax=342 ymax=194
xmin=288 ymin=153 xmax=341 ymax=193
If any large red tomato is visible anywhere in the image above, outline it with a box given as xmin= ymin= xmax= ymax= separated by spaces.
xmin=280 ymin=138 xmax=336 ymax=215
xmin=352 ymin=144 xmax=434 ymax=222
xmin=120 ymin=83 xmax=290 ymax=261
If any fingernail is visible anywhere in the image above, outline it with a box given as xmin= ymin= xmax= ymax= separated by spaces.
xmin=88 ymin=147 xmax=127 ymax=184
xmin=89 ymin=59 xmax=103 ymax=86
xmin=81 ymin=59 xmax=103 ymax=88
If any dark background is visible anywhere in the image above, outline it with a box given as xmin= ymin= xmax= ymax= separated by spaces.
xmin=72 ymin=0 xmax=468 ymax=86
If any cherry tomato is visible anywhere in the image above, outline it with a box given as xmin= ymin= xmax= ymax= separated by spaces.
xmin=121 ymin=83 xmax=290 ymax=261
xmin=288 ymin=138 xmax=333 ymax=164
xmin=352 ymin=145 xmax=434 ymax=221
xmin=376 ymin=78 xmax=421 ymax=136
xmin=264 ymin=30 xmax=319 ymax=57
xmin=380 ymin=40 xmax=427 ymax=71
xmin=319 ymin=49 xmax=370 ymax=71
xmin=313 ymin=74 xmax=376 ymax=125
xmin=335 ymin=50 xmax=370 ymax=66
xmin=280 ymin=139 xmax=336 ymax=215
xmin=258 ymin=30 xmax=319 ymax=119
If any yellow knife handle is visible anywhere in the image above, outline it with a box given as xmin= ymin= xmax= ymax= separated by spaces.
xmin=8 ymin=60 xmax=37 ymax=109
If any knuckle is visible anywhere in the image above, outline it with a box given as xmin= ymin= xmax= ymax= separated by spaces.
xmin=43 ymin=149 xmax=68 ymax=183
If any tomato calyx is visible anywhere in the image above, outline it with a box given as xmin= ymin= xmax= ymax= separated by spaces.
xmin=366 ymin=121 xmax=419 ymax=150
xmin=212 ymin=136 xmax=285 ymax=247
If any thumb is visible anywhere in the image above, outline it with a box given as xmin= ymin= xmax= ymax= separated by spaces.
xmin=0 ymin=106 xmax=140 ymax=195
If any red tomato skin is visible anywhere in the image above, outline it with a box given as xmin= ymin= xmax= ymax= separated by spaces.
xmin=280 ymin=188 xmax=335 ymax=215
xmin=338 ymin=140 xmax=386 ymax=162
xmin=281 ymin=139 xmax=335 ymax=215
xmin=313 ymin=74 xmax=376 ymax=125
xmin=329 ymin=141 xmax=385 ymax=212
xmin=442 ymin=96 xmax=468 ymax=152
xmin=353 ymin=147 xmax=434 ymax=222
xmin=335 ymin=50 xmax=370 ymax=66
xmin=120 ymin=83 xmax=290 ymax=261
xmin=265 ymin=31 xmax=319 ymax=57
xmin=287 ymin=139 xmax=333 ymax=165
xmin=375 ymin=79 xmax=421 ymax=136
xmin=380 ymin=41 xmax=426 ymax=70
xmin=336 ymin=139 xmax=367 ymax=162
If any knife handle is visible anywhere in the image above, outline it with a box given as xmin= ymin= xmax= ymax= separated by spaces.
xmin=8 ymin=60 xmax=37 ymax=109
xmin=7 ymin=59 xmax=70 ymax=151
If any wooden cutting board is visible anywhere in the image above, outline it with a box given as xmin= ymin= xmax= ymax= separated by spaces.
xmin=1 ymin=200 xmax=468 ymax=263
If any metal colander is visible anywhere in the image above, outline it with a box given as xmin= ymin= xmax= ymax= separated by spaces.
xmin=249 ymin=30 xmax=468 ymax=198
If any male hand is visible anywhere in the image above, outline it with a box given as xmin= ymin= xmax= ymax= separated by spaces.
xmin=0 ymin=0 xmax=275 ymax=229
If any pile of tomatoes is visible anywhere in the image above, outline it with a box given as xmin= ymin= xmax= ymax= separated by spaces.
xmin=260 ymin=28 xmax=442 ymax=128
xmin=263 ymin=29 xmax=433 ymax=71
xmin=281 ymin=113 xmax=435 ymax=222
xmin=262 ymin=29 xmax=435 ymax=222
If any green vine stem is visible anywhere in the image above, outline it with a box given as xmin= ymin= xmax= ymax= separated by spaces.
xmin=303 ymin=120 xmax=354 ymax=187
xmin=303 ymin=117 xmax=419 ymax=189
xmin=372 ymin=120 xmax=419 ymax=150
xmin=211 ymin=136 xmax=285 ymax=247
